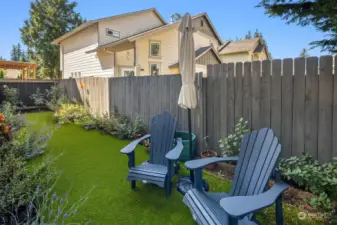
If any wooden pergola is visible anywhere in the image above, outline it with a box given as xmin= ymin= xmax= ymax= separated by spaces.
xmin=0 ymin=60 xmax=38 ymax=79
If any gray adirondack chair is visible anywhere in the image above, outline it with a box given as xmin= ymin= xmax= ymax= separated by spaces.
xmin=183 ymin=128 xmax=289 ymax=225
xmin=120 ymin=111 xmax=183 ymax=197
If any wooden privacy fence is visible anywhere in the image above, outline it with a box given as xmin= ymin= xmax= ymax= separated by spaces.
xmin=59 ymin=77 xmax=109 ymax=116
xmin=109 ymin=73 xmax=206 ymax=154
xmin=206 ymin=55 xmax=337 ymax=162
xmin=60 ymin=55 xmax=337 ymax=162
xmin=0 ymin=79 xmax=56 ymax=106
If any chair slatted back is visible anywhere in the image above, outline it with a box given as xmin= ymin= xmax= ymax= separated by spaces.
xmin=230 ymin=128 xmax=281 ymax=197
xmin=149 ymin=111 xmax=177 ymax=166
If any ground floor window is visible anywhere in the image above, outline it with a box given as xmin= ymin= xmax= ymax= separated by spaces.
xmin=149 ymin=63 xmax=160 ymax=76
xmin=120 ymin=68 xmax=135 ymax=76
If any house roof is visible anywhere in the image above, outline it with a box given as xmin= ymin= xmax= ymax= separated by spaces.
xmin=218 ymin=37 xmax=261 ymax=55
xmin=86 ymin=12 xmax=223 ymax=53
xmin=169 ymin=45 xmax=222 ymax=68
xmin=253 ymin=43 xmax=265 ymax=53
xmin=51 ymin=8 xmax=166 ymax=44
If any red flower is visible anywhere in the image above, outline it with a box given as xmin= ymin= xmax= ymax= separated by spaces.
xmin=0 ymin=113 xmax=4 ymax=122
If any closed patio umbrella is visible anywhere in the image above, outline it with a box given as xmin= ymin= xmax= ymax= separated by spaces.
xmin=178 ymin=13 xmax=196 ymax=160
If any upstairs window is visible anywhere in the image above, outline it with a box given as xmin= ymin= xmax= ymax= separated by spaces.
xmin=200 ymin=19 xmax=204 ymax=27
xmin=149 ymin=41 xmax=161 ymax=57
xmin=106 ymin=28 xmax=120 ymax=38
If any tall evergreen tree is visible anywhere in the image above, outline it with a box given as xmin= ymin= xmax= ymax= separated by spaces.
xmin=245 ymin=31 xmax=252 ymax=39
xmin=21 ymin=0 xmax=84 ymax=79
xmin=259 ymin=0 xmax=337 ymax=53
xmin=10 ymin=45 xmax=19 ymax=61
xmin=299 ymin=48 xmax=310 ymax=58
xmin=10 ymin=43 xmax=29 ymax=62
xmin=171 ymin=13 xmax=182 ymax=22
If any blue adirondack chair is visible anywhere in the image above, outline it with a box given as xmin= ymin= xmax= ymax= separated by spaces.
xmin=120 ymin=111 xmax=184 ymax=197
xmin=182 ymin=128 xmax=289 ymax=225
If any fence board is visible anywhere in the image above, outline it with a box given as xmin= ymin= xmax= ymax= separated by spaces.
xmin=292 ymin=57 xmax=306 ymax=156
xmin=281 ymin=58 xmax=293 ymax=157
xmin=227 ymin=63 xmax=235 ymax=135
xmin=305 ymin=57 xmax=319 ymax=158
xmin=318 ymin=55 xmax=333 ymax=162
xmin=261 ymin=60 xmax=271 ymax=128
xmin=206 ymin=65 xmax=215 ymax=149
xmin=219 ymin=64 xmax=228 ymax=140
xmin=243 ymin=62 xmax=252 ymax=129
xmin=271 ymin=59 xmax=282 ymax=139
xmin=235 ymin=62 xmax=243 ymax=123
xmin=213 ymin=64 xmax=221 ymax=149
xmin=334 ymin=56 xmax=337 ymax=158
xmin=251 ymin=61 xmax=261 ymax=130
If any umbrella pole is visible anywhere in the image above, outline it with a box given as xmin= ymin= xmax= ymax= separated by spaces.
xmin=188 ymin=109 xmax=193 ymax=159
xmin=188 ymin=108 xmax=194 ymax=182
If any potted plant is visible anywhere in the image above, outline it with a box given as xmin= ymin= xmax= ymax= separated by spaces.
xmin=200 ymin=136 xmax=218 ymax=170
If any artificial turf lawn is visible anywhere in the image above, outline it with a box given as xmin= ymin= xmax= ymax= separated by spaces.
xmin=26 ymin=112 xmax=323 ymax=225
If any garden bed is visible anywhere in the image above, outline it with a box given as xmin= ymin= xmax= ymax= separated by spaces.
xmin=208 ymin=161 xmax=335 ymax=222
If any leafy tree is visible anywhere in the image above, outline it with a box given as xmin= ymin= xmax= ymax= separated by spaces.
xmin=299 ymin=48 xmax=310 ymax=57
xmin=21 ymin=0 xmax=84 ymax=79
xmin=0 ymin=56 xmax=5 ymax=61
xmin=259 ymin=0 xmax=337 ymax=53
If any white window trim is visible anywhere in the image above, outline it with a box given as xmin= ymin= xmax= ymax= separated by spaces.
xmin=149 ymin=40 xmax=161 ymax=58
xmin=149 ymin=63 xmax=161 ymax=76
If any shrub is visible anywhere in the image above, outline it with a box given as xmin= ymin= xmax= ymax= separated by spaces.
xmin=30 ymin=88 xmax=46 ymax=107
xmin=279 ymin=154 xmax=337 ymax=221
xmin=219 ymin=118 xmax=249 ymax=156
xmin=0 ymin=144 xmax=56 ymax=224
xmin=45 ymin=85 xmax=68 ymax=111
xmin=113 ymin=115 xmax=148 ymax=140
xmin=2 ymin=85 xmax=21 ymax=108
xmin=11 ymin=126 xmax=53 ymax=160
xmin=53 ymin=103 xmax=91 ymax=125
xmin=4 ymin=174 xmax=95 ymax=225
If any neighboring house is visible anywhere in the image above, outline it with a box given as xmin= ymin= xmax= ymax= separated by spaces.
xmin=52 ymin=8 xmax=223 ymax=78
xmin=218 ymin=37 xmax=270 ymax=63
xmin=5 ymin=69 xmax=21 ymax=79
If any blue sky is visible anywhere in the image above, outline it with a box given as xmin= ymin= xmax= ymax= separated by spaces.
xmin=0 ymin=0 xmax=329 ymax=60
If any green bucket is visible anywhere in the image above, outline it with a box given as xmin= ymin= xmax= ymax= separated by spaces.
xmin=174 ymin=131 xmax=196 ymax=162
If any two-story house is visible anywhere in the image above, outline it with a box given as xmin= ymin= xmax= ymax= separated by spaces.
xmin=52 ymin=8 xmax=223 ymax=78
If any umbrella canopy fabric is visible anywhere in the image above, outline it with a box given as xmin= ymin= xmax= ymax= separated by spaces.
xmin=178 ymin=13 xmax=197 ymax=109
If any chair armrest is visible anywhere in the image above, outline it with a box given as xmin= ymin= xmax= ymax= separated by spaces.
xmin=165 ymin=138 xmax=183 ymax=161
xmin=120 ymin=134 xmax=151 ymax=154
xmin=220 ymin=181 xmax=289 ymax=219
xmin=185 ymin=156 xmax=238 ymax=170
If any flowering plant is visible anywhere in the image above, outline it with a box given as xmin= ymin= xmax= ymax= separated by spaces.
xmin=0 ymin=113 xmax=12 ymax=141
xmin=219 ymin=118 xmax=249 ymax=156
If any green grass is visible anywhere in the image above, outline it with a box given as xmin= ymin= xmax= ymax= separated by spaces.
xmin=26 ymin=112 xmax=323 ymax=225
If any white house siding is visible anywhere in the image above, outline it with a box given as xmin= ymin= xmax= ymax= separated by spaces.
xmin=193 ymin=31 xmax=219 ymax=51
xmin=61 ymin=24 xmax=114 ymax=78
xmin=98 ymin=11 xmax=163 ymax=46
xmin=135 ymin=27 xmax=179 ymax=75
